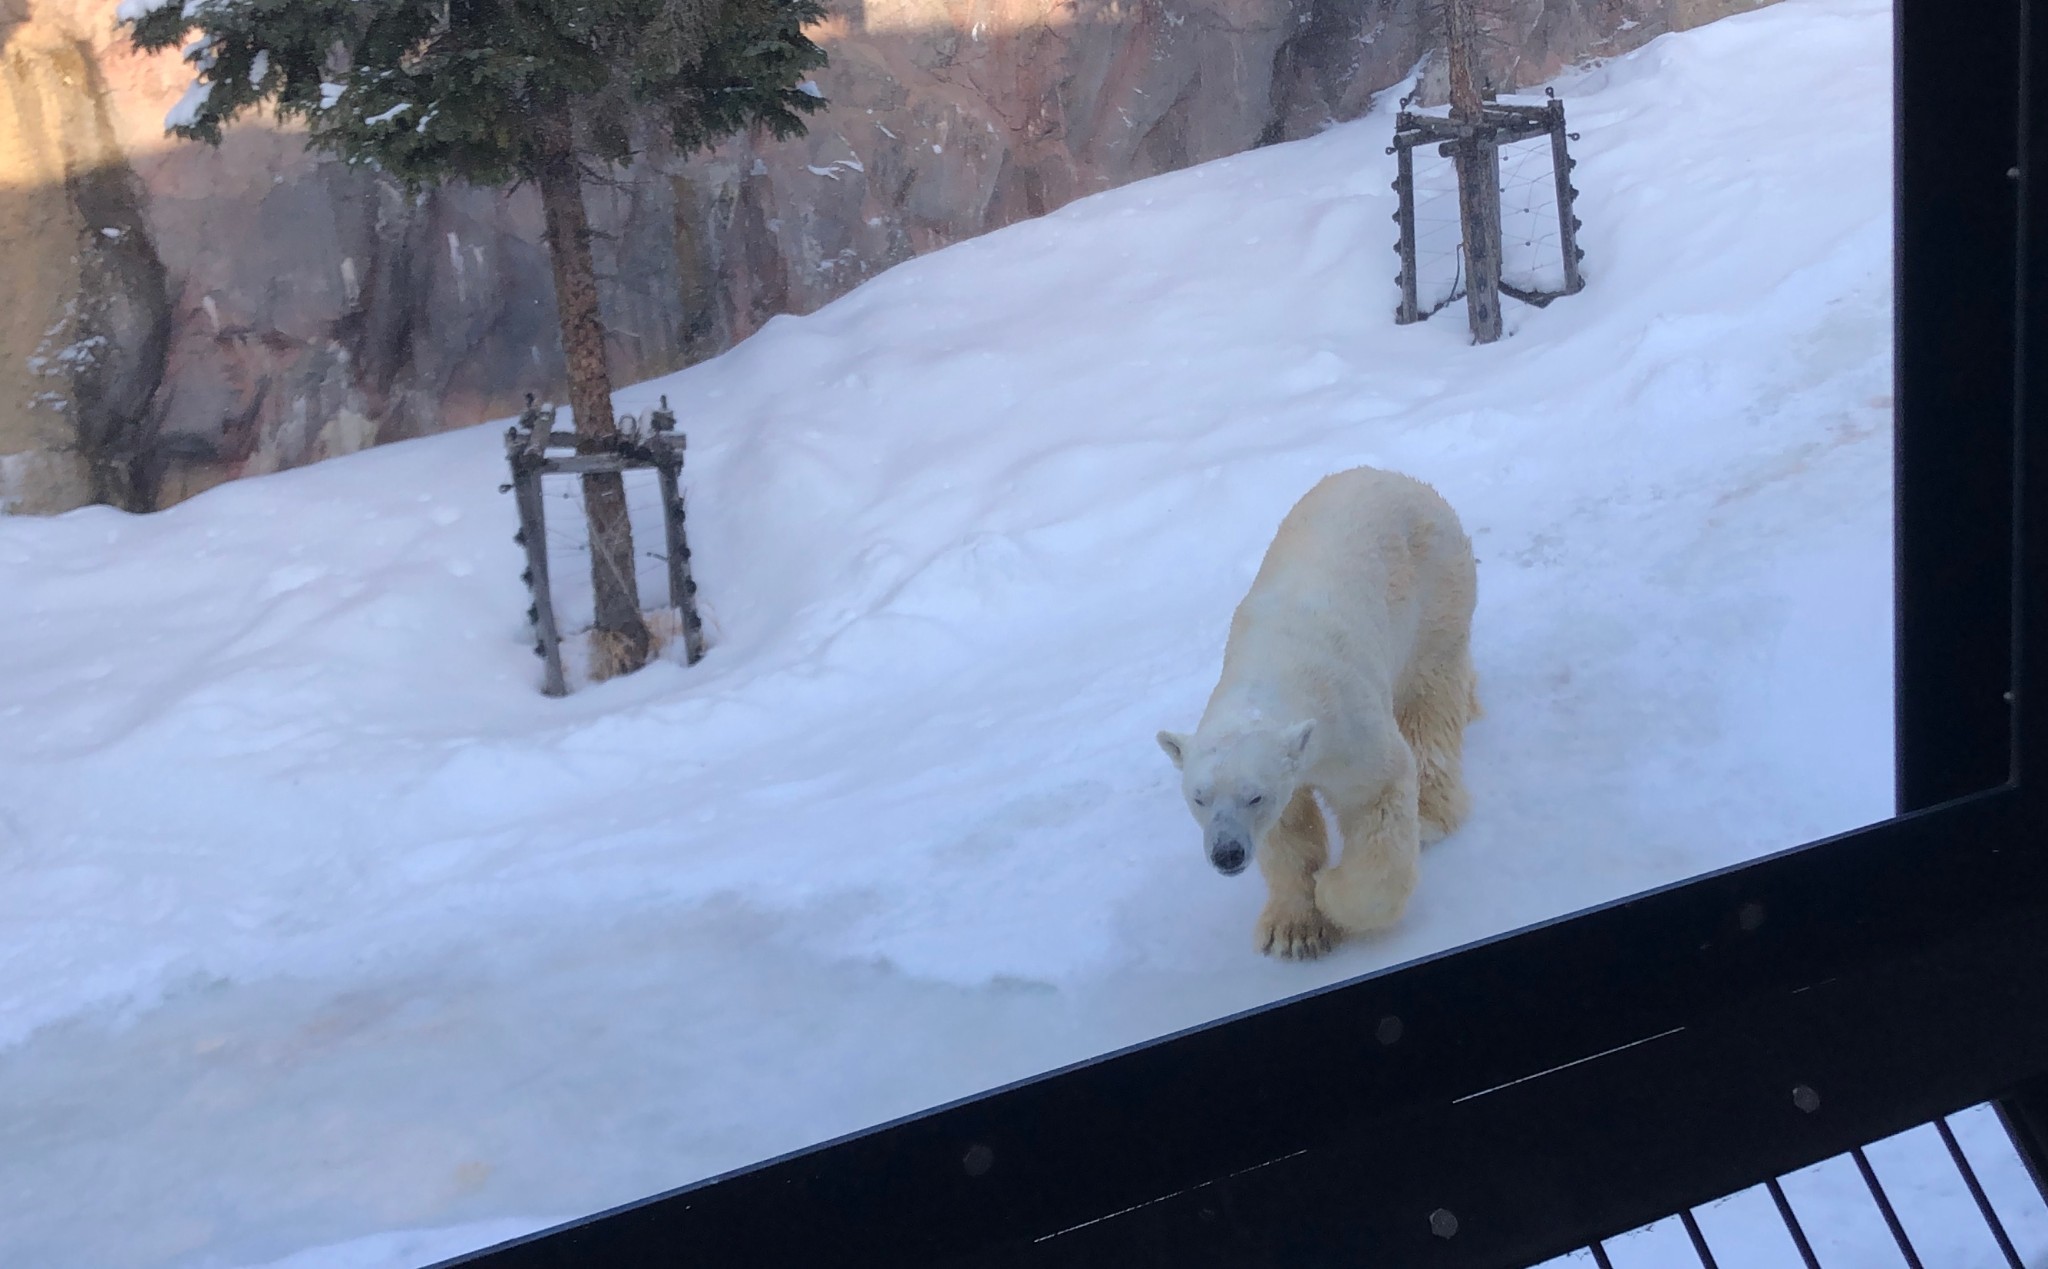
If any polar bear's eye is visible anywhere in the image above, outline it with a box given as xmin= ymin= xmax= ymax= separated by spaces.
xmin=1247 ymin=795 xmax=1263 ymax=807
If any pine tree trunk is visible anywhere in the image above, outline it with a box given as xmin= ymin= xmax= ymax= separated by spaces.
xmin=1445 ymin=0 xmax=1483 ymax=121
xmin=535 ymin=111 xmax=652 ymax=680
xmin=1444 ymin=0 xmax=1503 ymax=344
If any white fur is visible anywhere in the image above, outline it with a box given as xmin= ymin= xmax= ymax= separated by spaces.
xmin=1159 ymin=466 xmax=1481 ymax=959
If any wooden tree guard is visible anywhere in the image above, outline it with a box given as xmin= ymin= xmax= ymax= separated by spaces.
xmin=503 ymin=394 xmax=707 ymax=697
xmin=1390 ymin=87 xmax=1587 ymax=337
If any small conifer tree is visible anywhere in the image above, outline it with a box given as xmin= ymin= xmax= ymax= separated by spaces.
xmin=124 ymin=0 xmax=827 ymax=678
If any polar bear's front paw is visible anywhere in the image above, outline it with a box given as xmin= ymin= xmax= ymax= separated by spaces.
xmin=1256 ymin=903 xmax=1341 ymax=960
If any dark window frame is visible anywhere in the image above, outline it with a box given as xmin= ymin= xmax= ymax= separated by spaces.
xmin=440 ymin=1 xmax=2045 ymax=1263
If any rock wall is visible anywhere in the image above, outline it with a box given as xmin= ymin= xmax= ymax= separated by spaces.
xmin=0 ymin=0 xmax=1771 ymax=513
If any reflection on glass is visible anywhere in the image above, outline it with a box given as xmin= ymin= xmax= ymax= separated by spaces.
xmin=0 ymin=0 xmax=1893 ymax=1262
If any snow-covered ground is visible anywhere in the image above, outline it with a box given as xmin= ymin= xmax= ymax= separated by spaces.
xmin=0 ymin=0 xmax=1982 ymax=1263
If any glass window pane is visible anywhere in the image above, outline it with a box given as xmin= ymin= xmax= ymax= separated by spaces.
xmin=0 ymin=0 xmax=1910 ymax=1262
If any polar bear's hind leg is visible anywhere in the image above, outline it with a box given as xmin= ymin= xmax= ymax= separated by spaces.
xmin=1399 ymin=640 xmax=1476 ymax=847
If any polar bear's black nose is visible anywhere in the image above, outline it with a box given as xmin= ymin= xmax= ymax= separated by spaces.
xmin=1212 ymin=843 xmax=1248 ymax=874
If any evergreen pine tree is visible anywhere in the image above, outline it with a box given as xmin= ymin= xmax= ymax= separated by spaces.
xmin=124 ymin=0 xmax=827 ymax=679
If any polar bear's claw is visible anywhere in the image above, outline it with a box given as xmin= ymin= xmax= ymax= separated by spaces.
xmin=1257 ymin=904 xmax=1342 ymax=960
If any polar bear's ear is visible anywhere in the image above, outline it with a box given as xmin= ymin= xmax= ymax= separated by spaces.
xmin=1280 ymin=719 xmax=1317 ymax=765
xmin=1157 ymin=730 xmax=1191 ymax=770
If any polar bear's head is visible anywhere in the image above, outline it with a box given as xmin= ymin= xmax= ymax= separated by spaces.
xmin=1155 ymin=721 xmax=1317 ymax=876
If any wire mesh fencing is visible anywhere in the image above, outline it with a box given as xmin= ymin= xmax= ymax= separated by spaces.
xmin=1406 ymin=131 xmax=1573 ymax=316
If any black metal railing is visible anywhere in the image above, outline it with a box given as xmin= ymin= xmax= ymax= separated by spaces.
xmin=1568 ymin=1107 xmax=2044 ymax=1269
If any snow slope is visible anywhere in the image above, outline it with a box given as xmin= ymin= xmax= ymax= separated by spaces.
xmin=0 ymin=0 xmax=1941 ymax=1263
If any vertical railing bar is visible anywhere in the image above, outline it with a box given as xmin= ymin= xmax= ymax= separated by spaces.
xmin=1851 ymin=1146 xmax=1928 ymax=1269
xmin=1764 ymin=1177 xmax=1824 ymax=1269
xmin=1935 ymin=1116 xmax=2027 ymax=1269
xmin=1994 ymin=1082 xmax=2048 ymax=1210
xmin=1678 ymin=1209 xmax=1721 ymax=1269
xmin=1571 ymin=1108 xmax=2038 ymax=1269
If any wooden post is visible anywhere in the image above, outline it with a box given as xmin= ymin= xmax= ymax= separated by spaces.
xmin=648 ymin=399 xmax=706 ymax=666
xmin=1456 ymin=133 xmax=1505 ymax=344
xmin=505 ymin=422 xmax=570 ymax=698
xmin=1549 ymin=96 xmax=1586 ymax=296
xmin=1394 ymin=141 xmax=1422 ymax=324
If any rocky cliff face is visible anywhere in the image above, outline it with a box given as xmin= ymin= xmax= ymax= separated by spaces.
xmin=0 ymin=0 xmax=1767 ymax=513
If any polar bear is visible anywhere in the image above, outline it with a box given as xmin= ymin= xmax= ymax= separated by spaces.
xmin=1157 ymin=466 xmax=1480 ymax=960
